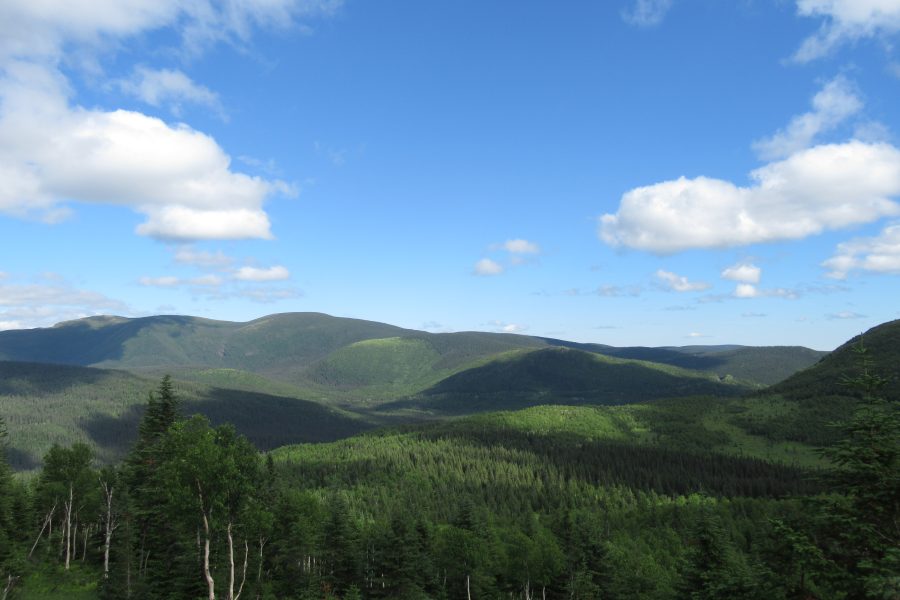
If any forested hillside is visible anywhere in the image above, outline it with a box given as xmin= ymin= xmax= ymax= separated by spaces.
xmin=771 ymin=318 xmax=900 ymax=402
xmin=0 ymin=362 xmax=370 ymax=471
xmin=0 ymin=312 xmax=833 ymax=470
xmin=1 ymin=347 xmax=896 ymax=599
xmin=0 ymin=313 xmax=824 ymax=389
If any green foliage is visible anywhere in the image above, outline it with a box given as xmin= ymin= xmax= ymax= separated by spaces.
xmin=772 ymin=318 xmax=900 ymax=403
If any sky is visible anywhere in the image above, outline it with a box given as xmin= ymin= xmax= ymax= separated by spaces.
xmin=2 ymin=0 xmax=900 ymax=350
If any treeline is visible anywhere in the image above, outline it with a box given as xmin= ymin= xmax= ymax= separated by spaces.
xmin=0 ymin=345 xmax=898 ymax=599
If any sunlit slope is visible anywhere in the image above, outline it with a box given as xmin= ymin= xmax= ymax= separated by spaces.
xmin=272 ymin=401 xmax=821 ymax=511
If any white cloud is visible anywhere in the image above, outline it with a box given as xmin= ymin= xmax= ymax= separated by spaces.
xmin=0 ymin=276 xmax=128 ymax=329
xmin=823 ymin=221 xmax=900 ymax=278
xmin=596 ymin=284 xmax=642 ymax=297
xmin=485 ymin=320 xmax=528 ymax=333
xmin=828 ymin=310 xmax=867 ymax=319
xmin=0 ymin=0 xmax=330 ymax=241
xmin=503 ymin=239 xmax=541 ymax=254
xmin=655 ymin=269 xmax=710 ymax=292
xmin=191 ymin=274 xmax=223 ymax=286
xmin=0 ymin=62 xmax=288 ymax=241
xmin=793 ymin=0 xmax=900 ymax=62
xmin=0 ymin=0 xmax=342 ymax=64
xmin=233 ymin=265 xmax=290 ymax=282
xmin=890 ymin=62 xmax=900 ymax=79
xmin=621 ymin=0 xmax=673 ymax=27
xmin=473 ymin=258 xmax=504 ymax=276
xmin=687 ymin=332 xmax=710 ymax=338
xmin=721 ymin=262 xmax=761 ymax=284
xmin=116 ymin=67 xmax=224 ymax=118
xmin=731 ymin=284 xmax=799 ymax=300
xmin=173 ymin=246 xmax=234 ymax=269
xmin=139 ymin=276 xmax=180 ymax=287
xmin=753 ymin=76 xmax=862 ymax=160
xmin=734 ymin=283 xmax=759 ymax=298
xmin=600 ymin=140 xmax=900 ymax=253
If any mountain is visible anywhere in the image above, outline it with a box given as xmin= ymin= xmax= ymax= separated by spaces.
xmin=770 ymin=318 xmax=900 ymax=402
xmin=0 ymin=312 xmax=834 ymax=469
xmin=0 ymin=312 xmax=824 ymax=389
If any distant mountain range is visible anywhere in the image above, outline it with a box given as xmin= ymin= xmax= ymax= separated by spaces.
xmin=3 ymin=311 xmax=873 ymax=471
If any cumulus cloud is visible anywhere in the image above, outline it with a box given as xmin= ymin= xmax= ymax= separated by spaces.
xmin=621 ymin=0 xmax=673 ymax=27
xmin=823 ymin=222 xmax=900 ymax=278
xmin=473 ymin=258 xmax=504 ymax=276
xmin=0 ymin=61 xmax=290 ymax=240
xmin=655 ymin=269 xmax=710 ymax=292
xmin=600 ymin=140 xmax=900 ymax=253
xmin=233 ymin=265 xmax=290 ymax=281
xmin=753 ymin=76 xmax=862 ymax=160
xmin=116 ymin=66 xmax=225 ymax=118
xmin=793 ymin=0 xmax=900 ymax=62
xmin=721 ymin=262 xmax=761 ymax=284
xmin=734 ymin=283 xmax=759 ymax=298
xmin=0 ymin=0 xmax=330 ymax=241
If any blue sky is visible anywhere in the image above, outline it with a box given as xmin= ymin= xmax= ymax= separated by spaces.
xmin=2 ymin=0 xmax=900 ymax=349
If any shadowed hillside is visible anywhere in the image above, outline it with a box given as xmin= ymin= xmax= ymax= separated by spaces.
xmin=382 ymin=347 xmax=747 ymax=414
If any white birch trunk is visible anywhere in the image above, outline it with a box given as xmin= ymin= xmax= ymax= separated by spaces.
xmin=198 ymin=481 xmax=216 ymax=600
xmin=64 ymin=484 xmax=73 ymax=570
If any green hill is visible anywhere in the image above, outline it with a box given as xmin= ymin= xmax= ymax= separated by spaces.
xmin=0 ymin=313 xmax=824 ymax=390
xmin=770 ymin=319 xmax=900 ymax=402
xmin=0 ymin=361 xmax=371 ymax=471
xmin=384 ymin=347 xmax=748 ymax=414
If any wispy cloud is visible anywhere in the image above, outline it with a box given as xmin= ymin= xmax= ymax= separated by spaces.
xmin=752 ymin=76 xmax=861 ymax=160
xmin=233 ymin=265 xmax=291 ymax=282
xmin=621 ymin=0 xmax=673 ymax=27
xmin=656 ymin=269 xmax=710 ymax=292
xmin=793 ymin=0 xmax=900 ymax=62
xmin=827 ymin=310 xmax=867 ymax=320
xmin=115 ymin=66 xmax=226 ymax=119
xmin=0 ymin=276 xmax=129 ymax=329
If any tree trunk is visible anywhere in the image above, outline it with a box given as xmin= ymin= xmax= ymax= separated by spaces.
xmin=102 ymin=480 xmax=115 ymax=578
xmin=466 ymin=573 xmax=471 ymax=600
xmin=234 ymin=539 xmax=249 ymax=600
xmin=29 ymin=504 xmax=56 ymax=558
xmin=64 ymin=484 xmax=73 ymax=570
xmin=198 ymin=482 xmax=215 ymax=600
xmin=227 ymin=522 xmax=235 ymax=600
xmin=2 ymin=575 xmax=20 ymax=600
